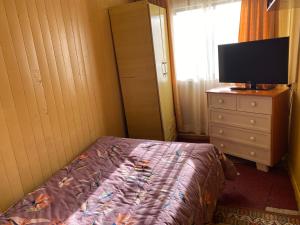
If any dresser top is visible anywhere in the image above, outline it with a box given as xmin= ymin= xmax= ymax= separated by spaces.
xmin=206 ymin=86 xmax=289 ymax=97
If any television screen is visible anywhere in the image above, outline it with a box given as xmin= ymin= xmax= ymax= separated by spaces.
xmin=218 ymin=37 xmax=289 ymax=86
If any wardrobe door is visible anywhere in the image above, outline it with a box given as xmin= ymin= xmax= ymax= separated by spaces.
xmin=159 ymin=7 xmax=176 ymax=140
xmin=109 ymin=1 xmax=156 ymax=79
xmin=110 ymin=1 xmax=163 ymax=140
xmin=119 ymin=76 xmax=163 ymax=140
xmin=149 ymin=4 xmax=164 ymax=80
xmin=150 ymin=5 xmax=176 ymax=141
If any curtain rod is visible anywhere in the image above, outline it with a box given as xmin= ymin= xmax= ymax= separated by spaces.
xmin=171 ymin=0 xmax=241 ymax=13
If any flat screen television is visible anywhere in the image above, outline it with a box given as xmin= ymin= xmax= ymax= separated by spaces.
xmin=218 ymin=37 xmax=289 ymax=90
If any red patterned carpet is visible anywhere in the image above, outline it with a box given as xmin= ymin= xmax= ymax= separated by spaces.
xmin=214 ymin=205 xmax=300 ymax=225
xmin=218 ymin=157 xmax=298 ymax=211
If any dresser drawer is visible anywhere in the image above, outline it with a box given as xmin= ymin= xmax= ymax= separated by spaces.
xmin=209 ymin=124 xmax=271 ymax=149
xmin=209 ymin=109 xmax=271 ymax=132
xmin=208 ymin=93 xmax=236 ymax=110
xmin=237 ymin=95 xmax=272 ymax=114
xmin=211 ymin=137 xmax=271 ymax=165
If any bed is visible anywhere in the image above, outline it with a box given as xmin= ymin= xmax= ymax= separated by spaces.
xmin=0 ymin=136 xmax=235 ymax=225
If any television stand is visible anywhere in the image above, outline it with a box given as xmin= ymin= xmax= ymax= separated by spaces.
xmin=230 ymin=87 xmax=249 ymax=91
xmin=206 ymin=86 xmax=289 ymax=172
xmin=230 ymin=84 xmax=277 ymax=91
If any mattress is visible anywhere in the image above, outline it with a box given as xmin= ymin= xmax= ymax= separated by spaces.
xmin=0 ymin=136 xmax=233 ymax=225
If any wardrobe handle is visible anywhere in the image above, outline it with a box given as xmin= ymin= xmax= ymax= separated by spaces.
xmin=162 ymin=62 xmax=167 ymax=77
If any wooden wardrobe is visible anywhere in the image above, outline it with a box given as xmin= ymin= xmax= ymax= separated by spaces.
xmin=109 ymin=1 xmax=176 ymax=141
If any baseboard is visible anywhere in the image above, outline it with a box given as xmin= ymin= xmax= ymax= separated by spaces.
xmin=288 ymin=164 xmax=300 ymax=210
xmin=177 ymin=134 xmax=210 ymax=143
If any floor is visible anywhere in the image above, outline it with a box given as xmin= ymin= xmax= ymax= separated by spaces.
xmin=218 ymin=157 xmax=298 ymax=211
xmin=176 ymin=136 xmax=298 ymax=211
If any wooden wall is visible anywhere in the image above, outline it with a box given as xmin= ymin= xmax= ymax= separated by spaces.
xmin=276 ymin=6 xmax=300 ymax=207
xmin=286 ymin=8 xmax=300 ymax=208
xmin=0 ymin=0 xmax=128 ymax=211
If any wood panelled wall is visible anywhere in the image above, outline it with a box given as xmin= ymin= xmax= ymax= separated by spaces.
xmin=276 ymin=6 xmax=300 ymax=207
xmin=0 ymin=0 xmax=128 ymax=211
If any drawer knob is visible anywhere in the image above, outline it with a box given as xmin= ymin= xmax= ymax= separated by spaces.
xmin=250 ymin=151 xmax=256 ymax=156
xmin=218 ymin=115 xmax=223 ymax=120
xmin=251 ymin=101 xmax=257 ymax=107
xmin=250 ymin=119 xmax=255 ymax=124
xmin=220 ymin=143 xmax=225 ymax=148
xmin=218 ymin=99 xmax=224 ymax=104
xmin=249 ymin=136 xmax=255 ymax=141
xmin=219 ymin=129 xmax=224 ymax=134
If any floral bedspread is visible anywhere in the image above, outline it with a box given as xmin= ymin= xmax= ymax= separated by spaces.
xmin=0 ymin=136 xmax=228 ymax=225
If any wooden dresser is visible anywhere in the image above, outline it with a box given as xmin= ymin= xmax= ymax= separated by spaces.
xmin=207 ymin=86 xmax=289 ymax=171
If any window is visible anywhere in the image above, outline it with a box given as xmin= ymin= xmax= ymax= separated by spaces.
xmin=173 ymin=1 xmax=241 ymax=81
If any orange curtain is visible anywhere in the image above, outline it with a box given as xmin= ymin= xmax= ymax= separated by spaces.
xmin=239 ymin=0 xmax=277 ymax=42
